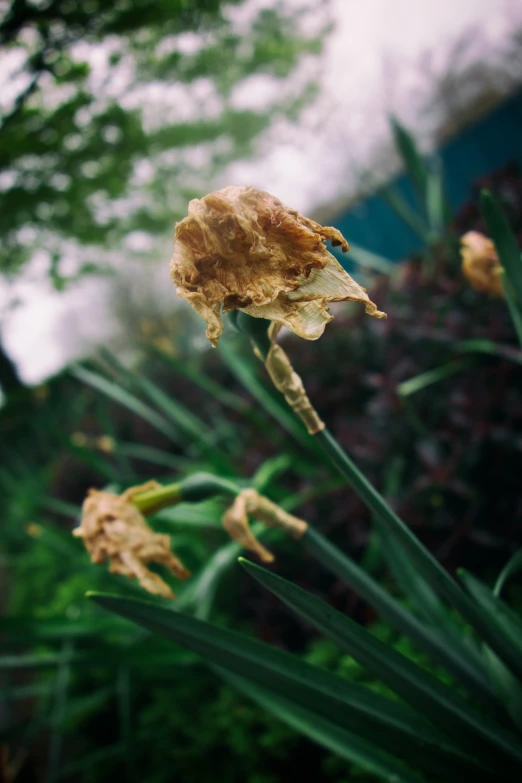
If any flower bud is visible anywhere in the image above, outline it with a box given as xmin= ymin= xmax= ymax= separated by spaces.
xmin=460 ymin=231 xmax=503 ymax=296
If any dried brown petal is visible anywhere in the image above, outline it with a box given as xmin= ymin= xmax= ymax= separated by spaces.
xmin=221 ymin=488 xmax=307 ymax=562
xmin=222 ymin=491 xmax=275 ymax=564
xmin=74 ymin=482 xmax=190 ymax=599
xmin=460 ymin=231 xmax=503 ymax=297
xmin=170 ymin=186 xmax=386 ymax=346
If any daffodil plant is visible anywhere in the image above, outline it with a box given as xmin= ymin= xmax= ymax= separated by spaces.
xmin=78 ymin=186 xmax=522 ymax=783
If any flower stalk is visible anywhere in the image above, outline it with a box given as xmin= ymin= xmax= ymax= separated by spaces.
xmin=232 ymin=309 xmax=522 ymax=684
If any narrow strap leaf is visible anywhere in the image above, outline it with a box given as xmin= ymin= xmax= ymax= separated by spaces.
xmin=494 ymin=550 xmax=522 ymax=598
xmin=458 ymin=570 xmax=522 ymax=681
xmin=217 ymin=668 xmax=425 ymax=783
xmin=89 ymin=591 xmax=491 ymax=781
xmin=481 ymin=190 xmax=522 ymax=303
xmin=315 ymin=427 xmax=522 ymax=689
xmin=70 ymin=365 xmax=178 ymax=443
xmin=240 ymin=558 xmax=522 ymax=778
xmin=303 ymin=527 xmax=499 ymax=712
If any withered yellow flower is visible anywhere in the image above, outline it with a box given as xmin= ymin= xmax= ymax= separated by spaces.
xmin=460 ymin=231 xmax=503 ymax=297
xmin=222 ymin=488 xmax=308 ymax=563
xmin=170 ymin=186 xmax=386 ymax=346
xmin=73 ymin=482 xmax=190 ymax=599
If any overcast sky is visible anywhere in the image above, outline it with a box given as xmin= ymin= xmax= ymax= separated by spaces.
xmin=3 ymin=0 xmax=520 ymax=385
xmin=229 ymin=0 xmax=520 ymax=208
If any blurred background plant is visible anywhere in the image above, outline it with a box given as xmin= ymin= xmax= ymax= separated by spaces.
xmin=0 ymin=0 xmax=327 ymax=398
xmin=2 ymin=1 xmax=522 ymax=782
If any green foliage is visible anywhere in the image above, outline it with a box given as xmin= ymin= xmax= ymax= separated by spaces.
xmin=81 ymin=300 xmax=522 ymax=781
xmin=88 ymin=509 xmax=522 ymax=782
xmin=480 ymin=190 xmax=522 ymax=346
xmin=3 ymin=113 xmax=522 ymax=783
xmin=0 ymin=0 xmax=326 ymax=281
xmin=0 ymin=346 xmax=341 ymax=780
xmin=3 ymin=303 xmax=522 ymax=780
xmin=380 ymin=118 xmax=452 ymax=247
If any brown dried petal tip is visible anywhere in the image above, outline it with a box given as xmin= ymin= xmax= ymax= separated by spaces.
xmin=222 ymin=488 xmax=308 ymax=563
xmin=73 ymin=482 xmax=190 ymax=599
xmin=170 ymin=186 xmax=386 ymax=346
xmin=460 ymin=231 xmax=503 ymax=297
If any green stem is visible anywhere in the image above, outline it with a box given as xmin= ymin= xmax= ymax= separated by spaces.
xmin=233 ymin=311 xmax=522 ymax=682
xmin=179 ymin=472 xmax=240 ymax=501
xmin=314 ymin=429 xmax=465 ymax=596
xmin=132 ymin=483 xmax=183 ymax=515
xmin=132 ymin=473 xmax=240 ymax=515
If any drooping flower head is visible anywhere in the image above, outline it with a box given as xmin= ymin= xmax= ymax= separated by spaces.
xmin=460 ymin=231 xmax=503 ymax=296
xmin=221 ymin=488 xmax=307 ymax=563
xmin=170 ymin=186 xmax=386 ymax=346
xmin=73 ymin=482 xmax=189 ymax=599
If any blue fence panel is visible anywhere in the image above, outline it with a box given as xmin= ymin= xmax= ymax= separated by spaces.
xmin=331 ymin=90 xmax=522 ymax=262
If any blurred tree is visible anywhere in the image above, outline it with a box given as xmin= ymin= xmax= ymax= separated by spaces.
xmin=0 ymin=0 xmax=328 ymax=396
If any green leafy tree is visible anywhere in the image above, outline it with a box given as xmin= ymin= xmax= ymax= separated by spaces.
xmin=0 ymin=0 xmax=327 ymax=395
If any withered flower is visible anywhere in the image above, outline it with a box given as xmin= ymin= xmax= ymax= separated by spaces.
xmin=170 ymin=186 xmax=386 ymax=346
xmin=73 ymin=482 xmax=189 ymax=599
xmin=222 ymin=488 xmax=308 ymax=563
xmin=460 ymin=231 xmax=503 ymax=296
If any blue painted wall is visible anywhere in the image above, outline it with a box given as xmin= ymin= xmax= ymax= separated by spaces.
xmin=331 ymin=90 xmax=522 ymax=262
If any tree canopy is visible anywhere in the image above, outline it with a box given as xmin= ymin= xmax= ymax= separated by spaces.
xmin=0 ymin=0 xmax=326 ymax=287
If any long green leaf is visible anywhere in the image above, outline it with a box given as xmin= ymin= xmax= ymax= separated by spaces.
xmin=373 ymin=515 xmax=454 ymax=630
xmin=97 ymin=344 xmax=237 ymax=464
xmin=458 ymin=570 xmax=522 ymax=681
xmin=218 ymin=668 xmax=423 ymax=783
xmin=397 ymin=358 xmax=475 ymax=397
xmin=316 ymin=428 xmax=522 ymax=694
xmin=149 ymin=345 xmax=249 ymax=414
xmin=495 ymin=550 xmax=522 ymax=598
xmin=233 ymin=313 xmax=520 ymax=696
xmin=455 ymin=339 xmax=522 ymax=367
xmin=501 ymin=269 xmax=522 ymax=347
xmin=481 ymin=190 xmax=522 ymax=303
xmin=0 ymin=616 xmax=119 ymax=642
xmin=136 ymin=376 xmax=208 ymax=442
xmin=379 ymin=185 xmax=429 ymax=241
xmin=482 ymin=648 xmax=522 ymax=731
xmin=391 ymin=117 xmax=429 ymax=201
xmin=71 ymin=365 xmax=178 ymax=442
xmin=136 ymin=375 xmax=234 ymax=470
xmin=115 ymin=442 xmax=189 ymax=471
xmin=117 ymin=667 xmax=136 ymax=783
xmin=252 ymin=454 xmax=292 ymax=492
xmin=88 ymin=592 xmax=491 ymax=781
xmin=46 ymin=640 xmax=73 ymax=783
xmin=0 ymin=652 xmax=87 ymax=671
xmin=373 ymin=516 xmax=495 ymax=698
xmin=303 ymin=527 xmax=498 ymax=711
xmin=240 ymin=558 xmax=522 ymax=777
xmin=426 ymin=164 xmax=448 ymax=236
